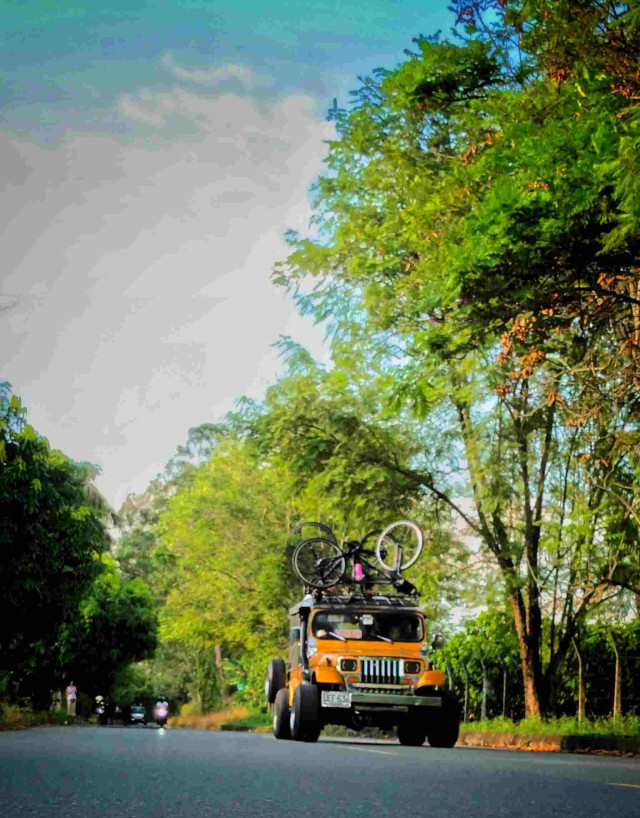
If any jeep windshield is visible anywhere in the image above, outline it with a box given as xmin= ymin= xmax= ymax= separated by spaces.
xmin=311 ymin=610 xmax=423 ymax=642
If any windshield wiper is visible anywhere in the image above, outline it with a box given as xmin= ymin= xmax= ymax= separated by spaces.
xmin=328 ymin=631 xmax=347 ymax=642
xmin=373 ymin=634 xmax=393 ymax=643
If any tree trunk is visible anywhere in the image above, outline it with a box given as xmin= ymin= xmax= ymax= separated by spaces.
xmin=462 ymin=663 xmax=469 ymax=723
xmin=508 ymin=593 xmax=544 ymax=716
xmin=610 ymin=632 xmax=623 ymax=719
xmin=215 ymin=645 xmax=227 ymax=700
xmin=500 ymin=659 xmax=508 ymax=719
xmin=480 ymin=659 xmax=489 ymax=721
xmin=572 ymin=638 xmax=585 ymax=724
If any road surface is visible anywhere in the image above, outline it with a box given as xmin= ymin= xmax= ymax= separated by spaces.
xmin=1 ymin=726 xmax=639 ymax=817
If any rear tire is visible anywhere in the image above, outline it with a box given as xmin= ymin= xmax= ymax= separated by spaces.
xmin=265 ymin=658 xmax=287 ymax=704
xmin=273 ymin=688 xmax=291 ymax=740
xmin=397 ymin=717 xmax=427 ymax=747
xmin=290 ymin=684 xmax=321 ymax=742
xmin=427 ymin=691 xmax=460 ymax=748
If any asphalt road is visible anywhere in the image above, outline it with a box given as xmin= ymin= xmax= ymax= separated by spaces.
xmin=1 ymin=726 xmax=639 ymax=817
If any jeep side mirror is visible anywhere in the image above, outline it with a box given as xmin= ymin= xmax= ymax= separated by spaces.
xmin=432 ymin=633 xmax=445 ymax=649
xmin=290 ymin=626 xmax=301 ymax=641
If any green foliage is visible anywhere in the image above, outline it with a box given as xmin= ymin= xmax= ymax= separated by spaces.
xmin=460 ymin=714 xmax=640 ymax=736
xmin=0 ymin=704 xmax=91 ymax=731
xmin=0 ymin=385 xmax=111 ymax=706
xmin=153 ymin=437 xmax=300 ymax=710
xmin=59 ymin=555 xmax=158 ymax=697
xmin=272 ymin=9 xmax=640 ymax=717
xmin=435 ymin=609 xmax=523 ymax=718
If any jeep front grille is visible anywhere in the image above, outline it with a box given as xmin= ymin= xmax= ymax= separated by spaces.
xmin=351 ymin=684 xmax=411 ymax=695
xmin=360 ymin=658 xmax=403 ymax=685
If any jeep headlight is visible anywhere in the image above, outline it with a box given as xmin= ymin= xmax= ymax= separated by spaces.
xmin=339 ymin=658 xmax=357 ymax=672
xmin=404 ymin=661 xmax=421 ymax=675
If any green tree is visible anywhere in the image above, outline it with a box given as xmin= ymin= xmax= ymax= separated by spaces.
xmin=273 ymin=22 xmax=639 ymax=714
xmin=435 ymin=609 xmax=522 ymax=720
xmin=155 ymin=437 xmax=301 ymax=711
xmin=246 ymin=354 xmax=471 ymax=622
xmin=59 ymin=556 xmax=158 ymax=698
xmin=0 ymin=384 xmax=111 ymax=706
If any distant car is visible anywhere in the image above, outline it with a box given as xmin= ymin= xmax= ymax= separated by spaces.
xmin=125 ymin=705 xmax=147 ymax=726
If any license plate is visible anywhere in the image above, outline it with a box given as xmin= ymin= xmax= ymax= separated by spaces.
xmin=321 ymin=691 xmax=352 ymax=709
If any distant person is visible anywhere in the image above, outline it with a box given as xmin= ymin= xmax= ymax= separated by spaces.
xmin=66 ymin=682 xmax=78 ymax=716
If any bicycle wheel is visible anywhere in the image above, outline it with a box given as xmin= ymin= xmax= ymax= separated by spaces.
xmin=360 ymin=529 xmax=382 ymax=549
xmin=287 ymin=521 xmax=337 ymax=551
xmin=292 ymin=537 xmax=346 ymax=589
xmin=375 ymin=520 xmax=423 ymax=572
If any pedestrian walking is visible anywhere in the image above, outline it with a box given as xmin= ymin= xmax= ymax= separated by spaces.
xmin=66 ymin=681 xmax=77 ymax=716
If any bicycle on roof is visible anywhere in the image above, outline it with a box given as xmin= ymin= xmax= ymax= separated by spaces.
xmin=287 ymin=519 xmax=423 ymax=591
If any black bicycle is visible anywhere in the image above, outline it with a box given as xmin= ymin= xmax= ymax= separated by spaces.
xmin=288 ymin=520 xmax=423 ymax=590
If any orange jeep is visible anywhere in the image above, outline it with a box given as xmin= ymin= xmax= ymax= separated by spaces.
xmin=265 ymin=591 xmax=460 ymax=746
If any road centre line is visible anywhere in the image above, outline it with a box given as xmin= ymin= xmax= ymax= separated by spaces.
xmin=339 ymin=746 xmax=400 ymax=756
xmin=611 ymin=783 xmax=640 ymax=789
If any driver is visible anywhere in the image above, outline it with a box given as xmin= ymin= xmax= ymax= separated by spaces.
xmin=388 ymin=624 xmax=403 ymax=641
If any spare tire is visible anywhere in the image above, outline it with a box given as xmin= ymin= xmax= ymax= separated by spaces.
xmin=265 ymin=658 xmax=287 ymax=704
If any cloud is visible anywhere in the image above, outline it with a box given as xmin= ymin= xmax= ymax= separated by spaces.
xmin=1 ymin=64 xmax=333 ymax=508
xmin=161 ymin=53 xmax=256 ymax=88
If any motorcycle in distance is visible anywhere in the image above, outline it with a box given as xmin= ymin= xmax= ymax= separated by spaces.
xmin=95 ymin=697 xmax=107 ymax=726
xmin=155 ymin=698 xmax=169 ymax=728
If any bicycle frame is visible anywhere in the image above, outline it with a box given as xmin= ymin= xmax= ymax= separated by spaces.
xmin=330 ymin=538 xmax=406 ymax=588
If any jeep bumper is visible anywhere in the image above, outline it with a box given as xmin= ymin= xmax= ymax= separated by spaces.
xmin=351 ymin=693 xmax=442 ymax=707
xmin=320 ymin=689 xmax=442 ymax=709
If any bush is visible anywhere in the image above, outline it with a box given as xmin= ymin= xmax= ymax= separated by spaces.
xmin=0 ymin=704 xmax=89 ymax=730
xmin=460 ymin=715 xmax=640 ymax=737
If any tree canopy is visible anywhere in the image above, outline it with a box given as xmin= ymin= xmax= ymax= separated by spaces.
xmin=271 ymin=2 xmax=640 ymax=715
xmin=0 ymin=384 xmax=112 ymax=704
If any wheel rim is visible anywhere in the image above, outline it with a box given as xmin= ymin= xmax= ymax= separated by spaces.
xmin=287 ymin=521 xmax=337 ymax=550
xmin=293 ymin=538 xmax=345 ymax=588
xmin=289 ymin=709 xmax=296 ymax=736
xmin=375 ymin=520 xmax=423 ymax=571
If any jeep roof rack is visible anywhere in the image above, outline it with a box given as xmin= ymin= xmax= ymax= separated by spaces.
xmin=289 ymin=590 xmax=421 ymax=616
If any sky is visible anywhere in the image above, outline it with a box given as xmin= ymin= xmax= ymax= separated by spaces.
xmin=2 ymin=1 xmax=455 ymax=510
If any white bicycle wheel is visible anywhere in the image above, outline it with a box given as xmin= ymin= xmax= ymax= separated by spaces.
xmin=375 ymin=520 xmax=423 ymax=572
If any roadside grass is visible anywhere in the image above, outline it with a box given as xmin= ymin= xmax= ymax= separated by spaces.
xmin=169 ymin=705 xmax=252 ymax=730
xmin=0 ymin=705 xmax=90 ymax=730
xmin=221 ymin=712 xmax=272 ymax=731
xmin=460 ymin=715 xmax=640 ymax=737
xmin=165 ymin=702 xmax=640 ymax=739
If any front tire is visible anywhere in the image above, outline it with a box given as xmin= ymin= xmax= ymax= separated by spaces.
xmin=273 ymin=688 xmax=291 ymax=740
xmin=290 ymin=684 xmax=321 ymax=742
xmin=265 ymin=658 xmax=287 ymax=704
xmin=397 ymin=717 xmax=427 ymax=747
xmin=427 ymin=691 xmax=460 ymax=748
